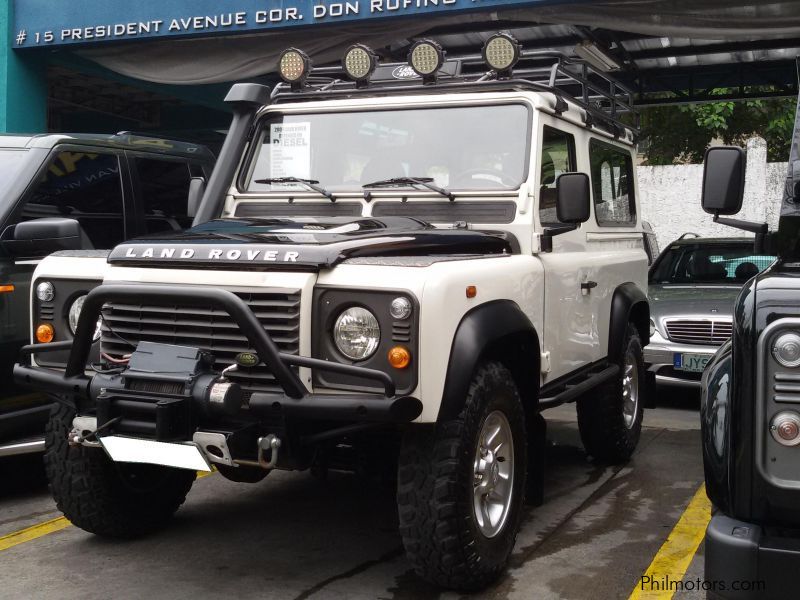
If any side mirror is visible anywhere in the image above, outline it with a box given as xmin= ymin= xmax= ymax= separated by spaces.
xmin=556 ymin=173 xmax=591 ymax=224
xmin=0 ymin=218 xmax=90 ymax=257
xmin=702 ymin=146 xmax=745 ymax=216
xmin=187 ymin=177 xmax=206 ymax=219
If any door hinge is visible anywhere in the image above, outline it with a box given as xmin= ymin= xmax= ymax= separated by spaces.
xmin=540 ymin=351 xmax=551 ymax=374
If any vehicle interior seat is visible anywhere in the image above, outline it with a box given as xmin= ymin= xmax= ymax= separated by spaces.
xmin=735 ymin=261 xmax=760 ymax=281
xmin=687 ymin=255 xmax=727 ymax=282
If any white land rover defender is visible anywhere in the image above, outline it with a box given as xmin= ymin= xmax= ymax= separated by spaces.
xmin=16 ymin=37 xmax=651 ymax=590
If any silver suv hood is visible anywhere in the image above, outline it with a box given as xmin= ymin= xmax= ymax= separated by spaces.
xmin=648 ymin=284 xmax=742 ymax=321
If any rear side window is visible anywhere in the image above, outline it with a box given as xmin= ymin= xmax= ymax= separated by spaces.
xmin=589 ymin=140 xmax=636 ymax=226
xmin=539 ymin=127 xmax=576 ymax=224
xmin=134 ymin=158 xmax=193 ymax=234
xmin=21 ymin=151 xmax=125 ymax=249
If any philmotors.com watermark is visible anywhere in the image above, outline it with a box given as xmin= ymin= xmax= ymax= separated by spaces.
xmin=640 ymin=575 xmax=766 ymax=593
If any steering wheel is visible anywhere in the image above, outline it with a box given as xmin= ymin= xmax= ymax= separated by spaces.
xmin=451 ymin=167 xmax=518 ymax=188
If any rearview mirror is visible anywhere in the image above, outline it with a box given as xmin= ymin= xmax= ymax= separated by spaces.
xmin=702 ymin=146 xmax=745 ymax=216
xmin=187 ymin=176 xmax=206 ymax=218
xmin=556 ymin=173 xmax=591 ymax=224
xmin=0 ymin=218 xmax=91 ymax=257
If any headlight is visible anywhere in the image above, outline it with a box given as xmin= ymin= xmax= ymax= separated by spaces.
xmin=773 ymin=332 xmax=800 ymax=368
xmin=36 ymin=281 xmax=54 ymax=302
xmin=333 ymin=307 xmax=380 ymax=361
xmin=68 ymin=295 xmax=102 ymax=341
xmin=649 ymin=318 xmax=657 ymax=337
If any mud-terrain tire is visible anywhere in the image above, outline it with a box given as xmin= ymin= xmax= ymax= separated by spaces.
xmin=44 ymin=403 xmax=196 ymax=538
xmin=397 ymin=362 xmax=527 ymax=591
xmin=577 ymin=323 xmax=644 ymax=463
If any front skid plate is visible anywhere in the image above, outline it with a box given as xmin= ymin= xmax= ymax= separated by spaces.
xmin=99 ymin=436 xmax=212 ymax=472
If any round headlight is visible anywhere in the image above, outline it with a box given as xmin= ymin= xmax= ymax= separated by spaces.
xmin=333 ymin=307 xmax=380 ymax=361
xmin=482 ymin=33 xmax=520 ymax=73
xmin=390 ymin=297 xmax=412 ymax=320
xmin=649 ymin=318 xmax=657 ymax=337
xmin=343 ymin=44 xmax=377 ymax=82
xmin=36 ymin=281 xmax=54 ymax=302
xmin=408 ymin=40 xmax=444 ymax=78
xmin=68 ymin=295 xmax=102 ymax=341
xmin=773 ymin=332 xmax=800 ymax=368
xmin=278 ymin=48 xmax=311 ymax=84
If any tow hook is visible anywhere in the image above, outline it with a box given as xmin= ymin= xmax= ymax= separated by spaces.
xmin=257 ymin=434 xmax=281 ymax=469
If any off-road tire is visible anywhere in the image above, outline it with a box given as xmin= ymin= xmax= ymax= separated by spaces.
xmin=397 ymin=362 xmax=527 ymax=591
xmin=577 ymin=323 xmax=644 ymax=463
xmin=44 ymin=403 xmax=196 ymax=537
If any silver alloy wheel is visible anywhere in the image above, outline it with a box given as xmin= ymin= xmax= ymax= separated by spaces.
xmin=622 ymin=351 xmax=640 ymax=429
xmin=472 ymin=410 xmax=515 ymax=538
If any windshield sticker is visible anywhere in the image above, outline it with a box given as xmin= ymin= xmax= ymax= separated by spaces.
xmin=270 ymin=122 xmax=311 ymax=184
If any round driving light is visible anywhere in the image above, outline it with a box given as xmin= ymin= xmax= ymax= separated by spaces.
xmin=333 ymin=307 xmax=380 ymax=361
xmin=390 ymin=297 xmax=412 ymax=320
xmin=36 ymin=281 xmax=54 ymax=302
xmin=36 ymin=323 xmax=55 ymax=344
xmin=278 ymin=48 xmax=311 ymax=84
xmin=388 ymin=346 xmax=411 ymax=369
xmin=773 ymin=332 xmax=800 ymax=368
xmin=68 ymin=294 xmax=102 ymax=341
xmin=770 ymin=411 xmax=800 ymax=446
xmin=343 ymin=44 xmax=377 ymax=82
xmin=482 ymin=33 xmax=520 ymax=73
xmin=408 ymin=39 xmax=444 ymax=79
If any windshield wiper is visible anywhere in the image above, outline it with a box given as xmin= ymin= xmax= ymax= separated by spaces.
xmin=362 ymin=177 xmax=455 ymax=201
xmin=255 ymin=177 xmax=336 ymax=202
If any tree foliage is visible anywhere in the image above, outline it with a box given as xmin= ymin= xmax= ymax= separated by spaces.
xmin=639 ymin=94 xmax=796 ymax=165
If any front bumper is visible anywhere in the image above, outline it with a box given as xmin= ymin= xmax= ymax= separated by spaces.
xmin=14 ymin=284 xmax=422 ymax=427
xmin=705 ymin=514 xmax=799 ymax=599
xmin=644 ymin=331 xmax=719 ymax=389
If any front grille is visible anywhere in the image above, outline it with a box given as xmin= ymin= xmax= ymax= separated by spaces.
xmin=665 ymin=319 xmax=733 ymax=346
xmin=100 ymin=289 xmax=300 ymax=396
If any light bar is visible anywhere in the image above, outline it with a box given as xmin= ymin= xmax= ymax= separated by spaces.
xmin=482 ymin=33 xmax=520 ymax=76
xmin=574 ymin=41 xmax=622 ymax=72
xmin=343 ymin=44 xmax=378 ymax=85
xmin=408 ymin=39 xmax=444 ymax=83
xmin=278 ymin=48 xmax=311 ymax=87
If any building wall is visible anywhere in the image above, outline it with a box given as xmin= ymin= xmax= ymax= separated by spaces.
xmin=638 ymin=138 xmax=785 ymax=249
xmin=0 ymin=0 xmax=47 ymax=133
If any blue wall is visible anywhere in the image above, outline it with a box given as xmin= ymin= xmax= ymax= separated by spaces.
xmin=1 ymin=0 xmax=47 ymax=132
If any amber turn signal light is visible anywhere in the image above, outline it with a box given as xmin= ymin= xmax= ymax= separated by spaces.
xmin=466 ymin=285 xmax=477 ymax=298
xmin=36 ymin=323 xmax=55 ymax=344
xmin=388 ymin=346 xmax=411 ymax=369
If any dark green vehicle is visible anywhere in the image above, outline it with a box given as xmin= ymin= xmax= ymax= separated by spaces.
xmin=0 ymin=133 xmax=214 ymax=457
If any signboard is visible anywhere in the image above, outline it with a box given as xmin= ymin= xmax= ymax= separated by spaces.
xmin=12 ymin=0 xmax=574 ymax=49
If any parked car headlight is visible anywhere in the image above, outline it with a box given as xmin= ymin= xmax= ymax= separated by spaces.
xmin=649 ymin=318 xmax=657 ymax=337
xmin=68 ymin=295 xmax=102 ymax=341
xmin=773 ymin=332 xmax=800 ymax=368
xmin=333 ymin=307 xmax=380 ymax=360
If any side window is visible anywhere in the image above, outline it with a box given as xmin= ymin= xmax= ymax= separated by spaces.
xmin=538 ymin=126 xmax=576 ymax=224
xmin=21 ymin=151 xmax=125 ymax=249
xmin=134 ymin=158 xmax=193 ymax=234
xmin=589 ymin=139 xmax=636 ymax=226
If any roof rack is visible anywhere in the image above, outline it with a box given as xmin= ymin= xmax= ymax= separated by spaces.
xmin=270 ymin=50 xmax=639 ymax=139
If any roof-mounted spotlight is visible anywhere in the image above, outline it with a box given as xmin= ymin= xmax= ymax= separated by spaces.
xmin=408 ymin=39 xmax=445 ymax=84
xmin=343 ymin=44 xmax=378 ymax=87
xmin=278 ymin=48 xmax=311 ymax=89
xmin=482 ymin=33 xmax=521 ymax=77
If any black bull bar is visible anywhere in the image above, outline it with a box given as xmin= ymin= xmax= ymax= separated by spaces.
xmin=14 ymin=285 xmax=422 ymax=423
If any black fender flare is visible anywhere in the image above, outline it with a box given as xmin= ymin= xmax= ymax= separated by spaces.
xmin=438 ymin=300 xmax=540 ymax=422
xmin=608 ymin=282 xmax=650 ymax=359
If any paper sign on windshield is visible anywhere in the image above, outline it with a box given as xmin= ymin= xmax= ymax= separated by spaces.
xmin=270 ymin=122 xmax=311 ymax=184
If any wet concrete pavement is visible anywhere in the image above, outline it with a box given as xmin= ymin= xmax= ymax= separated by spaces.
xmin=0 ymin=399 xmax=704 ymax=600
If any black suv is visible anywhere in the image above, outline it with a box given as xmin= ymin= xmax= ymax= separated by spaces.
xmin=0 ymin=133 xmax=214 ymax=457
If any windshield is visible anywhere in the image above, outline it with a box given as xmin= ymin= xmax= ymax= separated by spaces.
xmin=244 ymin=104 xmax=529 ymax=193
xmin=650 ymin=242 xmax=775 ymax=285
xmin=0 ymin=149 xmax=29 ymax=192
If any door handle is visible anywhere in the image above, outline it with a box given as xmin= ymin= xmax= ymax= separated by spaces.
xmin=581 ymin=281 xmax=597 ymax=295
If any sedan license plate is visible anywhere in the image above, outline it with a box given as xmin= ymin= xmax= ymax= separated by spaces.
xmin=674 ymin=353 xmax=710 ymax=373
